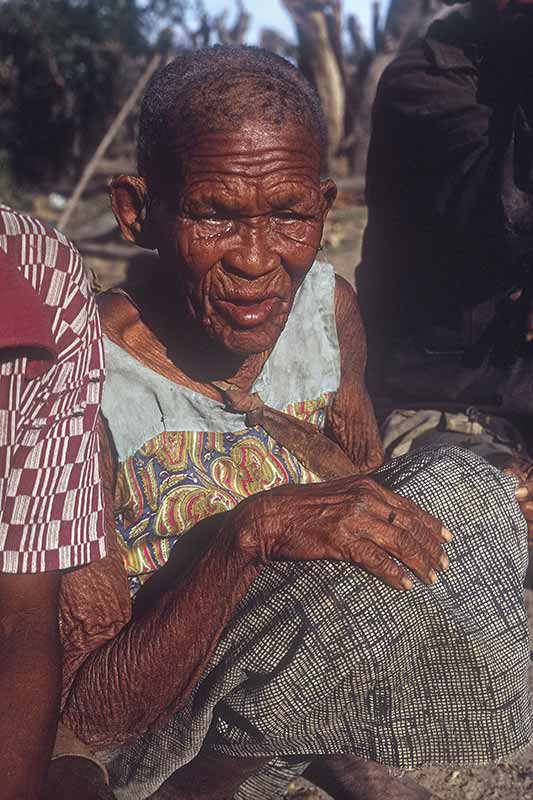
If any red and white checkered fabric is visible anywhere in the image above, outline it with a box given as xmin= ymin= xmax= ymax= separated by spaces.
xmin=0 ymin=206 xmax=106 ymax=573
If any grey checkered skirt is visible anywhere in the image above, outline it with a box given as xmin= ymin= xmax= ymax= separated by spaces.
xmin=102 ymin=447 xmax=533 ymax=799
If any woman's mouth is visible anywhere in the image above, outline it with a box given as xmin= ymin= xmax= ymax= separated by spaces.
xmin=213 ymin=296 xmax=280 ymax=328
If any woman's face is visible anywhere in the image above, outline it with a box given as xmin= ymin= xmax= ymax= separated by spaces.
xmin=151 ymin=121 xmax=336 ymax=355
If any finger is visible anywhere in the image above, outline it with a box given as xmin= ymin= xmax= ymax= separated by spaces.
xmin=364 ymin=517 xmax=443 ymax=585
xmin=369 ymin=499 xmax=445 ymax=566
xmin=370 ymin=493 xmax=452 ymax=545
xmin=351 ymin=537 xmax=414 ymax=592
xmin=405 ymin=515 xmax=447 ymax=569
xmin=371 ymin=483 xmax=452 ymax=542
xmin=515 ymin=484 xmax=529 ymax=500
xmin=503 ymin=461 xmax=533 ymax=483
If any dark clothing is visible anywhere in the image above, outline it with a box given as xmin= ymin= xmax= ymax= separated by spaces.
xmin=357 ymin=12 xmax=533 ymax=418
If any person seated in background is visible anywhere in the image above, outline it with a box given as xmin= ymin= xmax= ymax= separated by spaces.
xmin=357 ymin=0 xmax=533 ymax=485
xmin=0 ymin=206 xmax=114 ymax=799
xmin=56 ymin=47 xmax=532 ymax=800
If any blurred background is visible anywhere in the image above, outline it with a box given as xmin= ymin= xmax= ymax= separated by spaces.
xmin=0 ymin=0 xmax=448 ymax=287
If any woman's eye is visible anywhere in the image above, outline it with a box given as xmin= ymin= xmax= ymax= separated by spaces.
xmin=193 ymin=212 xmax=229 ymax=222
xmin=272 ymin=211 xmax=301 ymax=221
xmin=191 ymin=214 xmax=233 ymax=237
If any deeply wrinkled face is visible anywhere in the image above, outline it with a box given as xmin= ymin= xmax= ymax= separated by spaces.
xmin=151 ymin=122 xmax=335 ymax=354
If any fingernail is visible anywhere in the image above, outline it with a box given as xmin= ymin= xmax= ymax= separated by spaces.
xmin=401 ymin=576 xmax=414 ymax=591
xmin=439 ymin=553 xmax=449 ymax=571
xmin=515 ymin=487 xmax=529 ymax=500
xmin=428 ymin=569 xmax=438 ymax=584
xmin=441 ymin=527 xmax=454 ymax=542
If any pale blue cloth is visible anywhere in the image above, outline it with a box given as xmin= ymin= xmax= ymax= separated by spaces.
xmin=102 ymin=259 xmax=340 ymax=463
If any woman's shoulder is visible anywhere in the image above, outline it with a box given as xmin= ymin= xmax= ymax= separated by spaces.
xmin=334 ymin=274 xmax=365 ymax=340
xmin=97 ymin=289 xmax=140 ymax=345
xmin=333 ymin=273 xmax=367 ymax=378
xmin=334 ymin=273 xmax=358 ymax=319
xmin=97 ymin=289 xmax=171 ymax=378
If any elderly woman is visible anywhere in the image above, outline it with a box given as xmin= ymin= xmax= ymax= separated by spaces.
xmin=59 ymin=47 xmax=532 ymax=800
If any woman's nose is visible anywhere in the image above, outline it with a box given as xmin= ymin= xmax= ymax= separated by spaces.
xmin=221 ymin=220 xmax=279 ymax=279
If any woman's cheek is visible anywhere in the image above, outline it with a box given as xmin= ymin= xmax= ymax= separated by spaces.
xmin=188 ymin=239 xmax=225 ymax=279
xmin=176 ymin=224 xmax=220 ymax=280
xmin=275 ymin=225 xmax=323 ymax=272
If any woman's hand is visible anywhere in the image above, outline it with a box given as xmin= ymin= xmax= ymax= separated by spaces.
xmin=502 ymin=457 xmax=533 ymax=544
xmin=236 ymin=476 xmax=452 ymax=592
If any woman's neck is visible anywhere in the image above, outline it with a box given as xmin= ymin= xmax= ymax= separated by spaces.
xmin=129 ymin=278 xmax=270 ymax=393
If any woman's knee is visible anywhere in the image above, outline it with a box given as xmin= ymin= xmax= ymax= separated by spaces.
xmin=375 ymin=445 xmax=524 ymax=539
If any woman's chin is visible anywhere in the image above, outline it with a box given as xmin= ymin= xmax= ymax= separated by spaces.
xmin=208 ymin=316 xmax=286 ymax=356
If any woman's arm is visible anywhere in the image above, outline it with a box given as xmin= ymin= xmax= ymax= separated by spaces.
xmin=62 ymin=420 xmax=446 ymax=751
xmin=61 ymin=496 xmax=262 ymax=749
xmin=61 ymin=422 xmax=262 ymax=749
xmin=327 ymin=275 xmax=384 ymax=473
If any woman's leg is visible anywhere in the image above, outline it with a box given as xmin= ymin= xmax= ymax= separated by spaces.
xmin=105 ymin=447 xmax=531 ymax=800
xmin=151 ymin=753 xmax=269 ymax=799
xmin=304 ymin=756 xmax=431 ymax=800
xmin=155 ymin=753 xmax=430 ymax=800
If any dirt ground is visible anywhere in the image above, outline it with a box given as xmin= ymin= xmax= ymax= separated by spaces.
xmin=27 ymin=183 xmax=533 ymax=800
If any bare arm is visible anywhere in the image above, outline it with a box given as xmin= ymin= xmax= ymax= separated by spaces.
xmin=327 ymin=275 xmax=384 ymax=473
xmin=60 ymin=421 xmax=261 ymax=748
xmin=62 ymin=495 xmax=262 ymax=749
xmin=0 ymin=571 xmax=61 ymax=800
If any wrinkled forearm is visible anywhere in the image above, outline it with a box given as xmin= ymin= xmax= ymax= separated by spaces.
xmin=62 ymin=515 xmax=261 ymax=749
xmin=328 ymin=381 xmax=384 ymax=473
xmin=329 ymin=276 xmax=384 ymax=473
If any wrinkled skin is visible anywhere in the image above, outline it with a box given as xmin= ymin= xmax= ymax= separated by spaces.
xmin=60 ymin=119 xmax=450 ymax=800
xmin=252 ymin=477 xmax=448 ymax=589
xmin=160 ymin=126 xmax=334 ymax=355
xmin=112 ymin=124 xmax=336 ymax=358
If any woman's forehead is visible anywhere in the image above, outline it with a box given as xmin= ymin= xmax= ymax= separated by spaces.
xmin=178 ymin=122 xmax=322 ymax=179
xmin=183 ymin=171 xmax=322 ymax=214
xmin=183 ymin=120 xmax=320 ymax=156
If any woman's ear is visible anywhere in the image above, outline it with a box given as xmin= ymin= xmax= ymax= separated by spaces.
xmin=320 ymin=179 xmax=338 ymax=220
xmin=109 ymin=174 xmax=157 ymax=249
